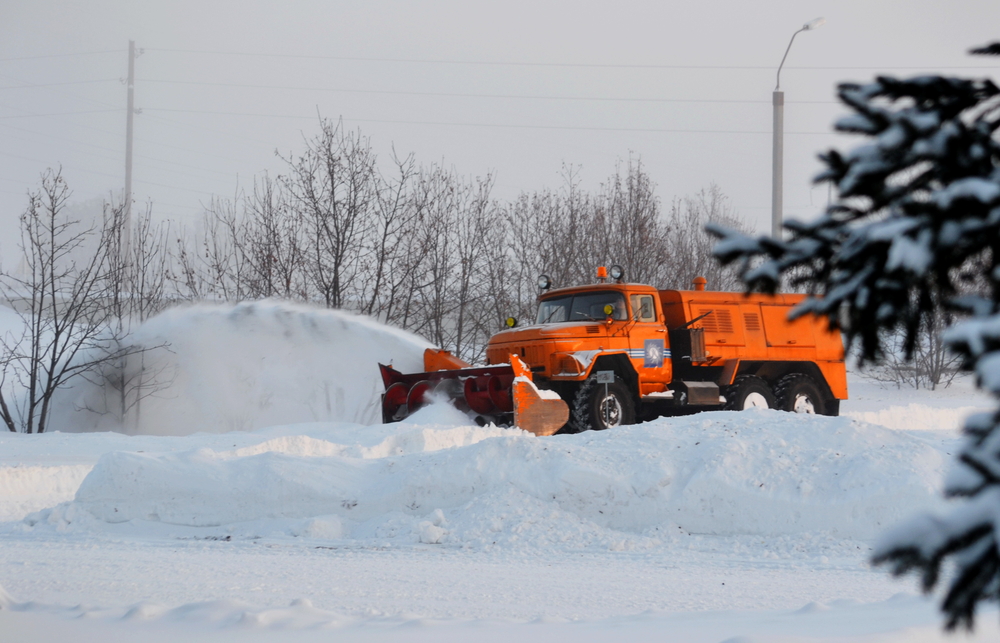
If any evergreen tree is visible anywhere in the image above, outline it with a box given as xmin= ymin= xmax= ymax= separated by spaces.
xmin=709 ymin=44 xmax=1000 ymax=631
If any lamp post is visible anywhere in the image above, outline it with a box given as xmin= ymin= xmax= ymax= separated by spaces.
xmin=772 ymin=17 xmax=825 ymax=239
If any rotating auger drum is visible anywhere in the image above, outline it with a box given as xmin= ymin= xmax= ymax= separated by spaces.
xmin=379 ymin=363 xmax=516 ymax=423
xmin=378 ymin=349 xmax=569 ymax=436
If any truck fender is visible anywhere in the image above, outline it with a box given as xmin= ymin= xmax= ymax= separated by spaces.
xmin=586 ymin=353 xmax=640 ymax=400
xmin=718 ymin=359 xmax=740 ymax=387
xmin=731 ymin=360 xmax=839 ymax=402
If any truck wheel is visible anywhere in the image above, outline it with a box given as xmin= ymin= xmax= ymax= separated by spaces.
xmin=724 ymin=376 xmax=775 ymax=411
xmin=774 ymin=374 xmax=824 ymax=415
xmin=572 ymin=376 xmax=636 ymax=431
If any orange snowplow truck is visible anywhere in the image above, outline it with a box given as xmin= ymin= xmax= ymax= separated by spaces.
xmin=379 ymin=266 xmax=847 ymax=436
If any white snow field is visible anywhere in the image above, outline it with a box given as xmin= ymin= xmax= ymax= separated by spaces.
xmin=2 ymin=302 xmax=999 ymax=642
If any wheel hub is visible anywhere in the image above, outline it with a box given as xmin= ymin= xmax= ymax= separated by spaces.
xmin=742 ymin=391 xmax=769 ymax=409
xmin=599 ymin=394 xmax=623 ymax=426
xmin=793 ymin=393 xmax=816 ymax=414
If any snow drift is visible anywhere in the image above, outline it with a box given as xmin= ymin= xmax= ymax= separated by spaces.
xmin=0 ymin=465 xmax=92 ymax=522
xmin=27 ymin=408 xmax=948 ymax=546
xmin=53 ymin=301 xmax=431 ymax=435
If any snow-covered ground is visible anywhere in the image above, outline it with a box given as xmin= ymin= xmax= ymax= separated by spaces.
xmin=1 ymin=302 xmax=998 ymax=642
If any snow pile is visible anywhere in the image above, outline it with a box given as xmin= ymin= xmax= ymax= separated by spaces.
xmin=3 ymin=592 xmax=984 ymax=643
xmin=0 ymin=465 xmax=92 ymax=522
xmin=841 ymin=373 xmax=990 ymax=433
xmin=0 ymin=304 xmax=21 ymax=338
xmin=845 ymin=404 xmax=984 ymax=432
xmin=26 ymin=409 xmax=947 ymax=546
xmin=54 ymin=301 xmax=431 ymax=435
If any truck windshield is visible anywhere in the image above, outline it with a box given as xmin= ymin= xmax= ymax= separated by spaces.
xmin=536 ymin=292 xmax=628 ymax=324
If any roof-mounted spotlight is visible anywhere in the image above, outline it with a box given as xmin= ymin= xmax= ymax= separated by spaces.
xmin=609 ymin=265 xmax=625 ymax=282
xmin=537 ymin=274 xmax=553 ymax=291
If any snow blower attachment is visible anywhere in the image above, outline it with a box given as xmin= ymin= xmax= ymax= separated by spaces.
xmin=378 ymin=348 xmax=569 ymax=436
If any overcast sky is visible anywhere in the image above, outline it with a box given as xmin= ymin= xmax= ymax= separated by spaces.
xmin=2 ymin=1 xmax=999 ymax=258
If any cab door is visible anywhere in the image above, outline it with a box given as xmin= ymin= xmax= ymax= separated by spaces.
xmin=627 ymin=293 xmax=671 ymax=394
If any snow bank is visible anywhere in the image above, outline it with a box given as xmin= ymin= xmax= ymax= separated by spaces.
xmin=0 ymin=304 xmax=21 ymax=336
xmin=53 ymin=301 xmax=431 ymax=435
xmin=27 ymin=410 xmax=947 ymax=546
xmin=3 ymin=592 xmax=986 ymax=643
xmin=0 ymin=464 xmax=92 ymax=521
xmin=845 ymin=404 xmax=984 ymax=432
xmin=840 ymin=373 xmax=990 ymax=433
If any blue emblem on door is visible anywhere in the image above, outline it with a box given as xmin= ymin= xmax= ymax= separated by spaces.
xmin=644 ymin=339 xmax=664 ymax=368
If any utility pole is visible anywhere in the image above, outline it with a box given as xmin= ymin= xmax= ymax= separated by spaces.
xmin=772 ymin=18 xmax=825 ymax=239
xmin=771 ymin=90 xmax=783 ymax=239
xmin=124 ymin=40 xmax=136 ymax=261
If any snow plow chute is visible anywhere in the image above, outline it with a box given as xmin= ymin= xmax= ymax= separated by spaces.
xmin=378 ymin=349 xmax=569 ymax=436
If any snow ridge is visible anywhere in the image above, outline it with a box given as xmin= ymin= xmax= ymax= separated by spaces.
xmin=25 ymin=408 xmax=947 ymax=547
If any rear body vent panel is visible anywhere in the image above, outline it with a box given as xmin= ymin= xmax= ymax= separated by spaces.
xmin=697 ymin=308 xmax=734 ymax=334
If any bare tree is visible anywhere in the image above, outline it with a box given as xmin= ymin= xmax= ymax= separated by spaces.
xmin=86 ymin=199 xmax=173 ymax=430
xmin=283 ymin=118 xmax=377 ymax=309
xmin=863 ymin=314 xmax=962 ymax=390
xmin=0 ymin=170 xmax=131 ymax=433
xmin=357 ymin=149 xmax=419 ymax=320
xmin=163 ymin=117 xmax=756 ymax=366
xmin=243 ymin=174 xmax=308 ymax=300
xmin=596 ymin=156 xmax=670 ymax=285
xmin=661 ymin=183 xmax=753 ymax=291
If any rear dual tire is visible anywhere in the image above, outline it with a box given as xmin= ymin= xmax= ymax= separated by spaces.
xmin=773 ymin=373 xmax=829 ymax=415
xmin=725 ymin=373 xmax=836 ymax=416
xmin=724 ymin=376 xmax=775 ymax=411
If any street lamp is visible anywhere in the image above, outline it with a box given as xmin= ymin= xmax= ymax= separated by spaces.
xmin=772 ymin=17 xmax=825 ymax=239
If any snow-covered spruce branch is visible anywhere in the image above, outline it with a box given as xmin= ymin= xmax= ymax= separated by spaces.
xmin=711 ymin=43 xmax=1000 ymax=631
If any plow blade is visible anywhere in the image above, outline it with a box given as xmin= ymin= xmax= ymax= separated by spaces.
xmin=378 ymin=349 xmax=569 ymax=436
xmin=509 ymin=355 xmax=569 ymax=437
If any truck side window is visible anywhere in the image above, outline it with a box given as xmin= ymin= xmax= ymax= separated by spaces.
xmin=630 ymin=294 xmax=656 ymax=322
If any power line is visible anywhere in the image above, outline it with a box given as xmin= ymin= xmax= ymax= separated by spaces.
xmin=141 ymin=111 xmax=288 ymax=148
xmin=132 ymin=177 xmax=216 ymax=197
xmin=135 ymin=155 xmax=237 ymax=182
xmin=142 ymin=109 xmax=840 ymax=135
xmin=0 ymin=71 xmax=121 ymax=110
xmin=134 ymin=132 xmax=265 ymax=164
xmin=0 ymin=78 xmax=119 ymax=89
xmin=0 ymin=151 xmax=122 ymax=180
xmin=135 ymin=153 xmax=235 ymax=178
xmin=0 ymin=50 xmax=121 ymax=63
xmin=144 ymin=47 xmax=1000 ymax=71
xmin=0 ymin=109 xmax=122 ymax=119
xmin=139 ymin=78 xmax=839 ymax=105
xmin=0 ymin=122 xmax=123 ymax=157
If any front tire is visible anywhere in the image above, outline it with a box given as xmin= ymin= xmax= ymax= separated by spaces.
xmin=572 ymin=376 xmax=636 ymax=431
xmin=724 ymin=375 xmax=775 ymax=411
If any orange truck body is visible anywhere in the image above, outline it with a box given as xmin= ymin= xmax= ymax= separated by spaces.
xmin=484 ymin=281 xmax=846 ymax=415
